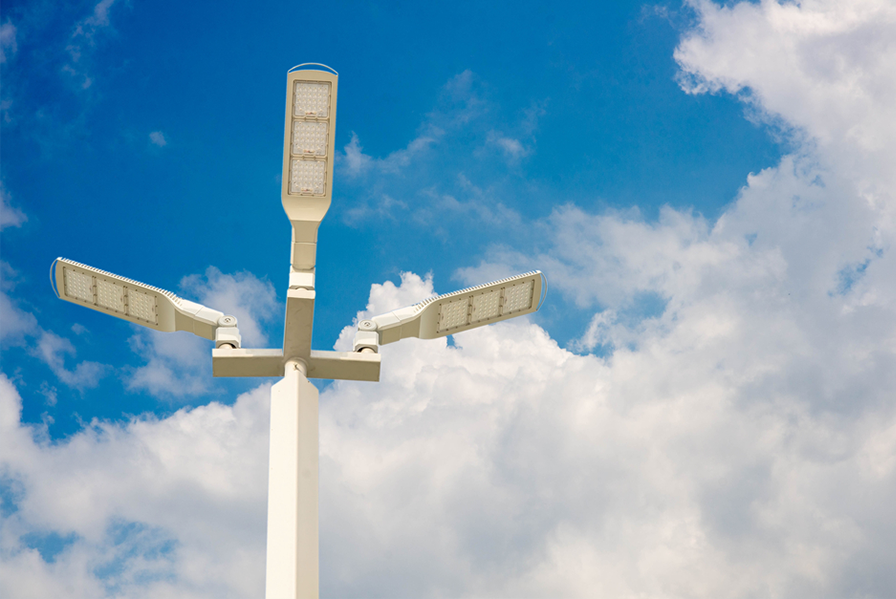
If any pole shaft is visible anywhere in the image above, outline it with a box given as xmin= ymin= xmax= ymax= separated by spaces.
xmin=266 ymin=361 xmax=319 ymax=599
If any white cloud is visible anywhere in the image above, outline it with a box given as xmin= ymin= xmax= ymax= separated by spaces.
xmin=675 ymin=0 xmax=896 ymax=205
xmin=38 ymin=381 xmax=58 ymax=407
xmin=4 ymin=236 xmax=896 ymax=597
xmin=334 ymin=71 xmax=483 ymax=180
xmin=340 ymin=130 xmax=438 ymax=179
xmin=486 ymin=131 xmax=530 ymax=161
xmin=484 ymin=102 xmax=544 ymax=165
xmin=148 ymin=131 xmax=167 ymax=147
xmin=0 ymin=20 xmax=16 ymax=64
xmin=340 ymin=132 xmax=373 ymax=177
xmin=0 ymin=373 xmax=269 ymax=598
xmin=336 ymin=70 xmax=540 ymax=228
xmin=0 ymin=182 xmax=26 ymax=231
xmin=63 ymin=0 xmax=122 ymax=90
xmin=125 ymin=331 xmax=211 ymax=397
xmin=31 ymin=331 xmax=109 ymax=390
xmin=0 ymin=263 xmax=38 ymax=343
xmin=317 ymin=258 xmax=895 ymax=598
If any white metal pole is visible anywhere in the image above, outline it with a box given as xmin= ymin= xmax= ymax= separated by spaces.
xmin=266 ymin=359 xmax=319 ymax=599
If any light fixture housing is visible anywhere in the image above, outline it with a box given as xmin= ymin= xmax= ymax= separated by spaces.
xmin=360 ymin=271 xmax=546 ymax=346
xmin=281 ymin=65 xmax=339 ymax=275
xmin=51 ymin=258 xmax=240 ymax=346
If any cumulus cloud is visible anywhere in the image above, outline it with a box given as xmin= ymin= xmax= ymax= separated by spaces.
xmin=0 ymin=373 xmax=269 ymax=598
xmin=675 ymin=0 xmax=896 ymax=202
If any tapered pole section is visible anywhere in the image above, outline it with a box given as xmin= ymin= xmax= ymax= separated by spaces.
xmin=266 ymin=360 xmax=319 ymax=599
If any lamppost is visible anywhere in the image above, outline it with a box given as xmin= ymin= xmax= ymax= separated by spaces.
xmin=51 ymin=64 xmax=545 ymax=599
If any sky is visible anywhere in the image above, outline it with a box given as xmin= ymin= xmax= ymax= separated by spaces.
xmin=1 ymin=0 xmax=895 ymax=596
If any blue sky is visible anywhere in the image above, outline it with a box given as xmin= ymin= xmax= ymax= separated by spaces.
xmin=3 ymin=0 xmax=896 ymax=597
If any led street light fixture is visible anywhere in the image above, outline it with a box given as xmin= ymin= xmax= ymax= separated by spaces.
xmin=281 ymin=65 xmax=339 ymax=275
xmin=52 ymin=258 xmax=241 ymax=348
xmin=282 ymin=68 xmax=337 ymax=203
xmin=358 ymin=271 xmax=546 ymax=347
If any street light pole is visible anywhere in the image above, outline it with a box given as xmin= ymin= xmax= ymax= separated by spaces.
xmin=52 ymin=62 xmax=546 ymax=599
xmin=266 ymin=359 xmax=319 ymax=599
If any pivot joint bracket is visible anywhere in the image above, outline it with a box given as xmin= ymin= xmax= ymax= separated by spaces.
xmin=353 ymin=320 xmax=379 ymax=353
xmin=214 ymin=315 xmax=242 ymax=349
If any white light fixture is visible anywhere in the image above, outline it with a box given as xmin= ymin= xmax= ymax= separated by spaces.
xmin=352 ymin=271 xmax=546 ymax=350
xmin=53 ymin=63 xmax=545 ymax=599
xmin=51 ymin=258 xmax=240 ymax=348
xmin=281 ymin=66 xmax=338 ymax=276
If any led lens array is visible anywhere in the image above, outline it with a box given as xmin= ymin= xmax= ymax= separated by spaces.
xmin=503 ymin=280 xmax=535 ymax=314
xmin=293 ymin=82 xmax=330 ymax=118
xmin=436 ymin=280 xmax=535 ymax=333
xmin=288 ymin=79 xmax=332 ymax=196
xmin=292 ymin=121 xmax=328 ymax=156
xmin=62 ymin=266 xmax=158 ymax=324
xmin=290 ymin=159 xmax=326 ymax=195
xmin=64 ymin=269 xmax=94 ymax=303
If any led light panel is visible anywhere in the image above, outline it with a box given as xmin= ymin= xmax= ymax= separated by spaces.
xmin=64 ymin=269 xmax=94 ymax=303
xmin=61 ymin=265 xmax=160 ymax=324
xmin=95 ymin=278 xmax=125 ymax=313
xmin=290 ymin=159 xmax=326 ymax=195
xmin=292 ymin=121 xmax=328 ymax=156
xmin=293 ymin=81 xmax=330 ymax=118
xmin=371 ymin=271 xmax=545 ymax=345
xmin=53 ymin=258 xmax=227 ymax=343
xmin=438 ymin=297 xmax=469 ymax=333
xmin=128 ymin=289 xmax=157 ymax=323
xmin=54 ymin=259 xmax=178 ymax=329
xmin=432 ymin=275 xmax=539 ymax=334
xmin=470 ymin=288 xmax=501 ymax=323
xmin=503 ymin=280 xmax=535 ymax=314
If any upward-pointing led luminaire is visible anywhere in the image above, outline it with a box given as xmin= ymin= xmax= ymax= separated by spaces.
xmin=56 ymin=259 xmax=166 ymax=325
xmin=367 ymin=271 xmax=546 ymax=345
xmin=436 ymin=277 xmax=536 ymax=333
xmin=52 ymin=258 xmax=233 ymax=343
xmin=288 ymin=80 xmax=332 ymax=197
